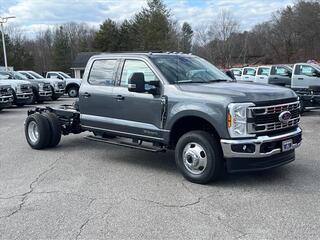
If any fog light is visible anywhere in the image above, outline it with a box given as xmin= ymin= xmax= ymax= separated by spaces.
xmin=231 ymin=144 xmax=255 ymax=153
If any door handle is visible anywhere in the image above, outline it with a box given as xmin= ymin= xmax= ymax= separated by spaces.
xmin=82 ymin=92 xmax=91 ymax=98
xmin=114 ymin=95 xmax=125 ymax=101
xmin=298 ymin=78 xmax=304 ymax=80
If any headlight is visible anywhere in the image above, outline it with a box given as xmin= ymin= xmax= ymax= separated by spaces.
xmin=38 ymin=83 xmax=44 ymax=90
xmin=16 ymin=85 xmax=22 ymax=93
xmin=227 ymin=103 xmax=255 ymax=138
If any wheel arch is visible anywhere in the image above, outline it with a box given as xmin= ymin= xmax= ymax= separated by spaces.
xmin=167 ymin=113 xmax=222 ymax=149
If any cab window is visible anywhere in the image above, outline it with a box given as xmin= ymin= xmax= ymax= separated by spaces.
xmin=257 ymin=68 xmax=269 ymax=76
xmin=120 ymin=60 xmax=158 ymax=86
xmin=88 ymin=59 xmax=118 ymax=86
xmin=300 ymin=65 xmax=316 ymax=76
xmin=243 ymin=68 xmax=256 ymax=76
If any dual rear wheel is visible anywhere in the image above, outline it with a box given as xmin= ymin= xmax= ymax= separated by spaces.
xmin=25 ymin=112 xmax=61 ymax=149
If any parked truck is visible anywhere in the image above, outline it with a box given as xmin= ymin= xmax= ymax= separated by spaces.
xmin=0 ymin=83 xmax=13 ymax=111
xmin=45 ymin=71 xmax=81 ymax=97
xmin=24 ymin=53 xmax=302 ymax=184
xmin=291 ymin=63 xmax=320 ymax=111
xmin=19 ymin=71 xmax=66 ymax=101
xmin=255 ymin=65 xmax=292 ymax=87
xmin=0 ymin=71 xmax=33 ymax=107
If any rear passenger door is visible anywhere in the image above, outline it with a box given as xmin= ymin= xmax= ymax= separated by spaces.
xmin=255 ymin=67 xmax=269 ymax=84
xmin=79 ymin=58 xmax=120 ymax=129
xmin=110 ymin=58 xmax=165 ymax=140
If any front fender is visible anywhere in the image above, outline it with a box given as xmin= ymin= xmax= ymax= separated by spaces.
xmin=165 ymin=102 xmax=228 ymax=138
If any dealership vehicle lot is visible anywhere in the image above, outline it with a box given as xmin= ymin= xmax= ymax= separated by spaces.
xmin=0 ymin=98 xmax=319 ymax=239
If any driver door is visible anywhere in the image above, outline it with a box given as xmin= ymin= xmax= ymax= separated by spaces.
xmin=111 ymin=58 xmax=165 ymax=140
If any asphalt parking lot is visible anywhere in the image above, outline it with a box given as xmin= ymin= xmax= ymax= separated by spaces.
xmin=0 ymin=98 xmax=320 ymax=240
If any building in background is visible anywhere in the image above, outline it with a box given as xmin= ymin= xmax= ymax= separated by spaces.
xmin=71 ymin=52 xmax=98 ymax=78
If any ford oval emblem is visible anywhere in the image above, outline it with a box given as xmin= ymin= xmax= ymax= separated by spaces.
xmin=279 ymin=111 xmax=292 ymax=123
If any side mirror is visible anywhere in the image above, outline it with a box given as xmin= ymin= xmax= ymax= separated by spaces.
xmin=312 ymin=71 xmax=320 ymax=77
xmin=128 ymin=72 xmax=146 ymax=93
xmin=225 ymin=70 xmax=236 ymax=80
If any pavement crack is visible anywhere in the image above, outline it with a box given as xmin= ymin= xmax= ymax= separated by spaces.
xmin=0 ymin=155 xmax=62 ymax=219
xmin=130 ymin=197 xmax=200 ymax=208
xmin=75 ymin=218 xmax=90 ymax=240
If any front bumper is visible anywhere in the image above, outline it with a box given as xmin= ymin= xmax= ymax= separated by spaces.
xmin=39 ymin=90 xmax=52 ymax=97
xmin=221 ymin=127 xmax=302 ymax=172
xmin=0 ymin=95 xmax=13 ymax=108
xmin=16 ymin=92 xmax=33 ymax=100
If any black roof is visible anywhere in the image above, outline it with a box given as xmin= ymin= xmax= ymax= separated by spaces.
xmin=71 ymin=52 xmax=99 ymax=69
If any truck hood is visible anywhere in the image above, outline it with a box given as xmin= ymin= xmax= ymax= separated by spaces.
xmin=177 ymin=81 xmax=297 ymax=103
xmin=0 ymin=79 xmax=32 ymax=88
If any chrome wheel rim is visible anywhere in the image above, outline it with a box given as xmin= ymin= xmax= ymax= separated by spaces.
xmin=182 ymin=142 xmax=207 ymax=175
xmin=69 ymin=89 xmax=77 ymax=97
xmin=28 ymin=121 xmax=39 ymax=144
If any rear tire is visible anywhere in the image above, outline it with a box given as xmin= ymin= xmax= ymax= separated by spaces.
xmin=175 ymin=130 xmax=224 ymax=184
xmin=43 ymin=112 xmax=61 ymax=148
xmin=25 ymin=113 xmax=52 ymax=149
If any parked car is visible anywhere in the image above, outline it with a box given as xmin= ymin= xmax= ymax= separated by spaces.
xmin=18 ymin=71 xmax=66 ymax=100
xmin=0 ymin=83 xmax=13 ymax=111
xmin=6 ymin=71 xmax=52 ymax=104
xmin=255 ymin=65 xmax=292 ymax=87
xmin=291 ymin=63 xmax=320 ymax=111
xmin=241 ymin=67 xmax=257 ymax=81
xmin=230 ymin=68 xmax=243 ymax=81
xmin=24 ymin=52 xmax=301 ymax=184
xmin=46 ymin=71 xmax=81 ymax=97
xmin=0 ymin=71 xmax=33 ymax=107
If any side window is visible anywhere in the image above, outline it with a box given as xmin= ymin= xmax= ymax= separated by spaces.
xmin=244 ymin=68 xmax=256 ymax=76
xmin=48 ymin=73 xmax=58 ymax=79
xmin=300 ymin=65 xmax=316 ymax=76
xmin=257 ymin=68 xmax=269 ymax=76
xmin=274 ymin=67 xmax=286 ymax=75
xmin=88 ymin=59 xmax=118 ymax=86
xmin=120 ymin=60 xmax=158 ymax=86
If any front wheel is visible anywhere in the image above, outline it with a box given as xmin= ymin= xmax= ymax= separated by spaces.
xmin=67 ymin=86 xmax=79 ymax=98
xmin=175 ymin=130 xmax=224 ymax=184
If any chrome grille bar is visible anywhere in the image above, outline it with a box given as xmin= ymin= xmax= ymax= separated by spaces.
xmin=248 ymin=101 xmax=300 ymax=134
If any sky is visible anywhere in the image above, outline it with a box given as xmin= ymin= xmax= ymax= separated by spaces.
xmin=1 ymin=0 xmax=293 ymax=37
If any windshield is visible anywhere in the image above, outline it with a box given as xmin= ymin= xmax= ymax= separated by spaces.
xmin=0 ymin=72 xmax=11 ymax=80
xmin=29 ymin=71 xmax=44 ymax=79
xmin=9 ymin=71 xmax=28 ymax=80
xmin=59 ymin=72 xmax=71 ymax=78
xmin=150 ymin=55 xmax=231 ymax=84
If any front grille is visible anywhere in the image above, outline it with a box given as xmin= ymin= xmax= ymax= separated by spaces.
xmin=248 ymin=101 xmax=300 ymax=134
xmin=0 ymin=87 xmax=11 ymax=96
xmin=20 ymin=84 xmax=32 ymax=93
xmin=43 ymin=83 xmax=51 ymax=91
xmin=58 ymin=82 xmax=65 ymax=89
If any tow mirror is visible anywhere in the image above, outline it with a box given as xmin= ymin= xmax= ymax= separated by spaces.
xmin=128 ymin=72 xmax=146 ymax=93
xmin=225 ymin=70 xmax=236 ymax=80
xmin=312 ymin=71 xmax=320 ymax=78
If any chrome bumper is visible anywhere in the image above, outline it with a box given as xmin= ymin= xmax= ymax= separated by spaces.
xmin=16 ymin=92 xmax=33 ymax=99
xmin=0 ymin=95 xmax=13 ymax=103
xmin=39 ymin=90 xmax=52 ymax=97
xmin=54 ymin=89 xmax=65 ymax=94
xmin=221 ymin=127 xmax=302 ymax=158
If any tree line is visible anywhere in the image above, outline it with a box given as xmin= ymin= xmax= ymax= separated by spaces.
xmin=0 ymin=0 xmax=319 ymax=74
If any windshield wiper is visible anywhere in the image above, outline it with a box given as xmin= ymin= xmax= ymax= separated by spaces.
xmin=176 ymin=80 xmax=207 ymax=84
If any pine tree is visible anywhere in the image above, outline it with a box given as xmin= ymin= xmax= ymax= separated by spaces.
xmin=180 ymin=22 xmax=193 ymax=53
xmin=93 ymin=19 xmax=119 ymax=52
xmin=52 ymin=26 xmax=72 ymax=72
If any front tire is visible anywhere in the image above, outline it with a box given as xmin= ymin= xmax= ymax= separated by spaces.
xmin=25 ymin=113 xmax=52 ymax=149
xmin=175 ymin=130 xmax=224 ymax=184
xmin=67 ymin=86 xmax=79 ymax=98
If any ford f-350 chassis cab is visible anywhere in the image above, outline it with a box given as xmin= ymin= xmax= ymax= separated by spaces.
xmin=24 ymin=53 xmax=302 ymax=184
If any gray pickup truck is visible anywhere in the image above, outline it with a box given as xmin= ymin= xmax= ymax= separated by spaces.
xmin=24 ymin=53 xmax=302 ymax=184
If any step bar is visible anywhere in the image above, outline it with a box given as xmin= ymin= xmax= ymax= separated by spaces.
xmin=85 ymin=135 xmax=166 ymax=153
